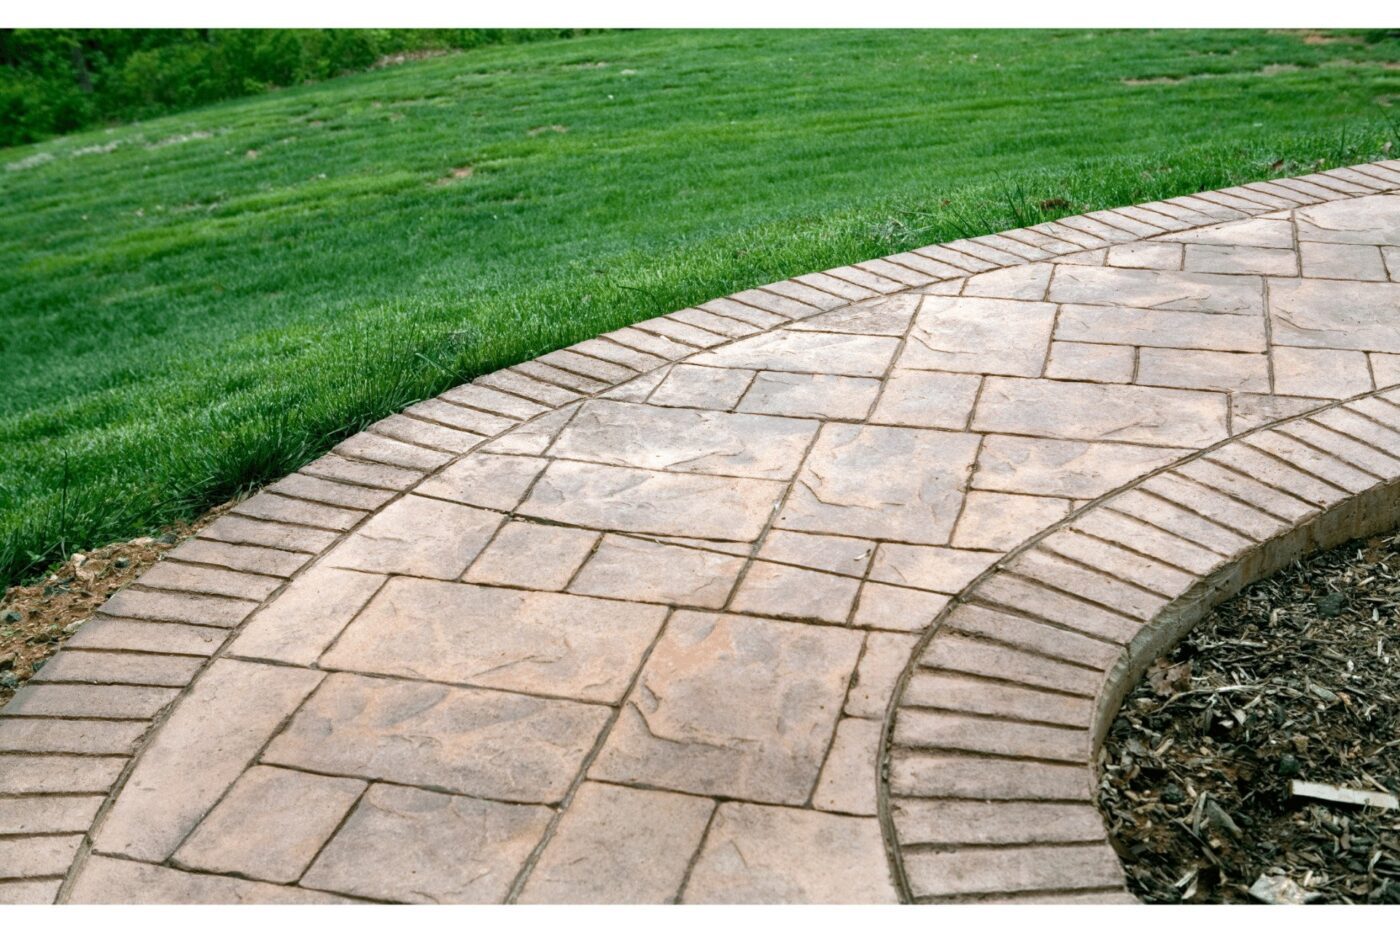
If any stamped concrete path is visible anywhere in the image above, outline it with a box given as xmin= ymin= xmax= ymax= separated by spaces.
xmin=5 ymin=161 xmax=1400 ymax=905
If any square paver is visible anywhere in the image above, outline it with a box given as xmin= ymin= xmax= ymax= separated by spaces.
xmin=321 ymin=578 xmax=666 ymax=703
xmin=778 ymin=424 xmax=980 ymax=544
xmin=1044 ymin=341 xmax=1135 ymax=383
xmin=1272 ymin=346 xmax=1374 ymax=399
xmin=464 ymin=521 xmax=599 ymax=590
xmin=1269 ymin=279 xmax=1400 ymax=352
xmin=648 ymin=364 xmax=753 ymax=409
xmin=413 ymin=453 xmax=548 ymax=510
xmin=972 ymin=434 xmax=1186 ymax=499
xmin=961 ymin=264 xmax=1053 ymax=299
xmin=1137 ymin=347 xmax=1270 ymax=393
xmin=869 ymin=369 xmax=981 ymax=429
xmin=868 ymin=545 xmax=1000 ymax=594
xmin=849 ymin=582 xmax=950 ymax=632
xmin=788 ymin=294 xmax=918 ymax=335
xmin=324 ymin=494 xmax=503 ymax=579
xmin=1183 ymin=243 xmax=1297 ymax=276
xmin=301 ymin=784 xmax=552 ymax=903
xmin=1047 ymin=264 xmax=1264 ymax=314
xmin=845 ymin=631 xmax=920 ymax=719
xmin=568 ymin=534 xmax=745 ymax=608
xmin=757 ymin=530 xmax=872 ymax=576
xmin=813 ymin=717 xmax=882 ymax=815
xmin=729 ymin=561 xmax=861 ymax=624
xmin=737 ymin=371 xmax=881 ymax=420
xmin=1300 ymin=242 xmax=1389 ymax=281
xmin=900 ymin=296 xmax=1056 ymax=376
xmin=231 ymin=566 xmax=385 ymax=666
xmin=517 ymin=782 xmax=715 ymax=904
xmin=590 ymin=611 xmax=862 ymax=804
xmin=950 ymin=491 xmax=1071 ymax=551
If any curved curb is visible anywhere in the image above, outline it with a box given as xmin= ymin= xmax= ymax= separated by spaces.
xmin=879 ymin=385 xmax=1400 ymax=903
xmin=0 ymin=159 xmax=1397 ymax=903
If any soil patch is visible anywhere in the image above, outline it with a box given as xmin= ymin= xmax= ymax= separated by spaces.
xmin=1100 ymin=528 xmax=1400 ymax=904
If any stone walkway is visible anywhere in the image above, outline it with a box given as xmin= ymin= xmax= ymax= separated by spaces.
xmin=4 ymin=161 xmax=1400 ymax=905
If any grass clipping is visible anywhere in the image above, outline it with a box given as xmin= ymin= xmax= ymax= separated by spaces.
xmin=1100 ymin=529 xmax=1400 ymax=903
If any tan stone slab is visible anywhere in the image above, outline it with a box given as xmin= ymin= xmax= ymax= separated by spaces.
xmin=412 ymin=451 xmax=547 ymax=510
xmin=972 ymin=376 xmax=1229 ymax=447
xmin=950 ymin=491 xmax=1070 ymax=551
xmin=747 ymin=281 xmax=847 ymax=312
xmin=602 ymin=367 xmax=669 ymax=402
xmin=698 ymin=297 xmax=789 ymax=328
xmin=845 ymin=631 xmax=919 ymax=719
xmin=850 ymin=583 xmax=950 ymax=632
xmin=175 ymin=766 xmax=366 ymax=883
xmin=1174 ymin=459 xmax=1317 ymax=524
xmin=789 ymin=294 xmax=918 ymax=335
xmin=93 ymin=659 xmax=323 ymax=862
xmin=1295 ymin=194 xmax=1400 ymax=245
xmin=648 ymin=363 xmax=752 ymax=409
xmin=99 ymin=587 xmax=256 ymax=628
xmin=737 ymin=370 xmax=881 ymax=420
xmin=1137 ymin=347 xmax=1270 ymax=393
xmin=481 ymin=404 xmax=579 ymax=456
xmin=1301 ymin=241 xmax=1389 ymax=280
xmin=1272 ymin=346 xmax=1374 ymax=399
xmin=779 ymin=424 xmax=979 ymax=544
xmin=973 ymin=434 xmax=1186 ymax=499
xmin=1056 ymin=303 xmax=1266 ymax=352
xmin=1 ymin=683 xmax=178 ymax=720
xmin=894 ymin=799 xmax=1107 ymax=846
xmin=902 ymin=670 xmax=1093 ymax=728
xmin=1184 ymin=243 xmax=1297 ymax=276
xmin=1270 ymin=278 xmax=1400 ymax=352
xmin=1106 ymin=241 xmax=1181 ymax=270
xmin=731 ymin=561 xmax=861 ymax=623
xmin=1047 ymin=264 xmax=1264 ymax=313
xmin=813 ymin=717 xmax=880 ymax=816
xmin=550 ymin=399 xmax=816 ymax=479
xmin=1373 ymin=352 xmax=1400 ymax=386
xmin=518 ymin=781 xmax=714 ymax=904
xmin=888 ymin=750 xmax=1093 ymax=801
xmin=27 ymin=649 xmax=200 ymax=689
xmin=324 ymin=578 xmax=665 ymax=703
xmin=465 ymin=520 xmax=598 ymax=590
xmin=324 ymin=494 xmax=503 ymax=579
xmin=230 ymin=566 xmax=384 ymax=666
xmin=900 ymin=296 xmax=1056 ymax=376
xmin=904 ymin=843 xmax=1122 ymax=900
xmin=69 ymin=855 xmax=351 ymax=904
xmin=590 ymin=611 xmax=862 ymax=804
xmin=0 ymin=834 xmax=81 ymax=880
xmin=0 ymin=880 xmax=61 ymax=904
xmin=869 ymin=369 xmax=980 ymax=429
xmin=758 ymin=530 xmax=872 ymax=576
xmin=682 ymin=803 xmax=896 ymax=904
xmin=568 ymin=534 xmax=743 ymax=608
xmin=1044 ymin=341 xmax=1135 ymax=383
xmin=520 ymin=460 xmax=785 ymax=541
xmin=264 ymin=673 xmax=609 ymax=803
xmin=0 ymin=795 xmax=104 ymax=835
xmin=869 ymin=544 xmax=999 ymax=594
xmin=404 ymin=397 xmax=517 ymax=436
xmin=687 ymin=329 xmax=899 ymax=377
xmin=961 ymin=264 xmax=1053 ymax=299
xmin=1230 ymin=392 xmax=1326 ymax=433
xmin=168 ymin=538 xmax=311 ymax=578
xmin=605 ymin=325 xmax=695 ymax=361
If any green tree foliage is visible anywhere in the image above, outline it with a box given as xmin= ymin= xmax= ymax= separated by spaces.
xmin=0 ymin=29 xmax=589 ymax=146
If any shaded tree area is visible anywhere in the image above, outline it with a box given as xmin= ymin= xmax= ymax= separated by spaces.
xmin=0 ymin=29 xmax=591 ymax=147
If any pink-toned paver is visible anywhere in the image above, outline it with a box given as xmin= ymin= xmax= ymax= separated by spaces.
xmin=4 ymin=161 xmax=1400 ymax=905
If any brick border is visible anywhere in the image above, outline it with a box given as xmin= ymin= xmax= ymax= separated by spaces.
xmin=878 ymin=384 xmax=1400 ymax=903
xmin=1 ymin=160 xmax=1397 ymax=903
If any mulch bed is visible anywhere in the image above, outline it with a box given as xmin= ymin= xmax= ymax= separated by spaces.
xmin=0 ymin=503 xmax=232 ymax=710
xmin=1100 ymin=529 xmax=1400 ymax=904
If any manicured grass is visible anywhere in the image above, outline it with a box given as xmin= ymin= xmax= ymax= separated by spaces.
xmin=3 ymin=28 xmax=1399 ymax=585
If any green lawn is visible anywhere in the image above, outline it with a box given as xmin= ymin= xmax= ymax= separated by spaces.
xmin=3 ymin=28 xmax=1399 ymax=585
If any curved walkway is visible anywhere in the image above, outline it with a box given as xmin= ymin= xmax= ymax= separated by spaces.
xmin=2 ymin=161 xmax=1400 ymax=904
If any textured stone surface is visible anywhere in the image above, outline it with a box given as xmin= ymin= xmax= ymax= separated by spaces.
xmin=324 ymin=494 xmax=502 ymax=578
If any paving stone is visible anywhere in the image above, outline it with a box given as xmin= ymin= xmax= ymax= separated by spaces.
xmin=200 ymin=514 xmax=340 ymax=553
xmin=973 ymin=434 xmax=1186 ymax=499
xmin=758 ymin=530 xmax=872 ymax=576
xmin=737 ymin=370 xmax=881 ymax=420
xmin=370 ymin=414 xmax=486 ymax=454
xmin=591 ymin=611 xmax=862 ymax=804
xmin=440 ymin=383 xmax=551 ymax=419
xmin=688 ymin=329 xmax=898 ymax=377
xmin=779 ymin=424 xmax=979 ymax=544
xmin=167 ymin=538 xmax=311 ymax=578
xmin=961 ymin=263 xmax=1053 ymax=299
xmin=972 ymin=376 xmax=1229 ymax=447
xmin=1373 ymin=352 xmax=1400 ymax=386
xmin=869 ymin=369 xmax=981 ymax=429
xmin=697 ymin=297 xmax=789 ymax=328
xmin=0 ymin=880 xmax=61 ymax=904
xmin=521 ymin=460 xmax=785 ymax=541
xmin=894 ymin=709 xmax=1090 ymax=763
xmin=175 ymin=766 xmax=366 ymax=883
xmin=812 ymin=717 xmax=881 ymax=815
xmin=550 ymin=399 xmax=816 ymax=479
xmin=538 ymin=347 xmax=640 ymax=383
xmin=264 ymin=673 xmax=608 ymax=803
xmin=915 ymin=243 xmax=998 ymax=272
xmin=1136 ymin=347 xmax=1270 ymax=393
xmin=130 ymin=560 xmax=283 ymax=602
xmin=567 ymin=533 xmax=748 ymax=606
xmin=1300 ymin=241 xmax=1389 ymax=280
xmin=93 ymin=659 xmax=323 ymax=862
xmin=893 ymin=799 xmax=1107 ymax=846
xmin=1230 ymin=392 xmax=1326 ymax=432
xmin=1047 ymin=264 xmax=1264 ymax=313
xmin=850 ymin=583 xmax=950 ymax=632
xmin=0 ymin=717 xmax=145 ymax=757
xmin=230 ymin=566 xmax=384 ymax=666
xmin=1012 ymin=546 xmax=1173 ymax=619
xmin=602 ymin=366 xmax=669 ymax=401
xmin=69 ymin=854 xmax=351 ymax=904
xmin=789 ymin=294 xmax=918 ymax=335
xmin=950 ymin=491 xmax=1070 ymax=551
xmin=99 ymin=587 xmax=256 ymax=628
xmin=324 ymin=494 xmax=503 ymax=578
xmin=738 ymin=282 xmax=841 ymax=314
xmin=573 ymin=337 xmax=668 ymax=373
xmin=845 ymin=631 xmax=919 ymax=719
xmin=1044 ymin=340 xmax=1135 ymax=383
xmin=334 ymin=431 xmax=454 ymax=472
xmin=1272 ymin=346 xmax=1374 ymax=399
xmin=301 ymin=452 xmax=425 ymax=491
xmin=0 ymin=795 xmax=104 ymax=835
xmin=1056 ymin=303 xmax=1266 ymax=352
xmin=513 ymin=359 xmax=610 ymax=394
xmin=403 ymin=397 xmax=517 ymax=436
xmin=605 ymin=325 xmax=695 ymax=361
xmin=1183 ymin=243 xmax=1297 ymax=276
xmin=481 ymin=404 xmax=579 ymax=455
xmin=902 ymin=670 xmax=1093 ymax=728
xmin=324 ymin=578 xmax=665 ymax=703
xmin=1107 ymin=241 xmax=1182 ymax=270
xmin=869 ymin=544 xmax=999 ymax=594
xmin=30 ymin=650 xmax=203 ymax=687
xmin=1270 ymin=279 xmax=1400 ymax=352
xmin=900 ymin=296 xmax=1056 ymax=376
xmin=465 ymin=520 xmax=599 ymax=590
xmin=1295 ymin=194 xmax=1400 ymax=245
xmin=731 ymin=561 xmax=861 ymax=623
xmin=903 ymin=843 xmax=1122 ymax=899
xmin=1 ymin=683 xmax=179 ymax=720
xmin=413 ymin=451 xmax=548 ymax=510
xmin=888 ymin=749 xmax=1093 ymax=801
xmin=518 ymin=782 xmax=714 ymax=904
xmin=66 ymin=618 xmax=224 ymax=656
xmin=682 ymin=803 xmax=896 ymax=904
xmin=0 ymin=834 xmax=81 ymax=880
xmin=648 ymin=363 xmax=753 ymax=409
xmin=1071 ymin=506 xmax=1226 ymax=577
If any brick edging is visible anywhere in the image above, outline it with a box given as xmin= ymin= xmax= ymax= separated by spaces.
xmin=878 ymin=383 xmax=1400 ymax=903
